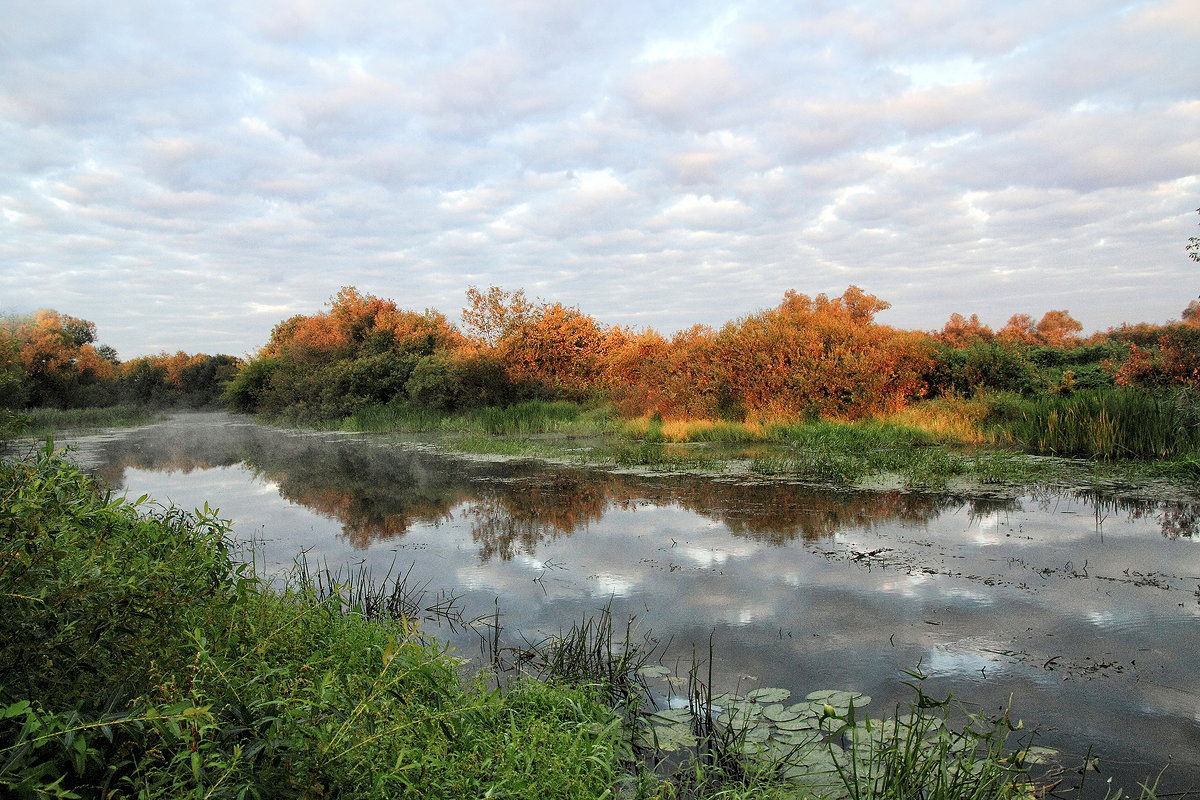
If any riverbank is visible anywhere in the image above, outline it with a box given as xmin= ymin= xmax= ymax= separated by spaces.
xmin=8 ymin=397 xmax=1199 ymax=504
xmin=335 ymin=399 xmax=1200 ymax=504
xmin=3 ymin=446 xmax=1122 ymax=799
xmin=1 ymin=404 xmax=164 ymax=439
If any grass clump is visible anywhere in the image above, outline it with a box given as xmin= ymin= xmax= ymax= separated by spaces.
xmin=0 ymin=445 xmax=622 ymax=799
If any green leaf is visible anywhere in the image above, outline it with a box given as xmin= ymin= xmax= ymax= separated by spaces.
xmin=647 ymin=707 xmax=692 ymax=725
xmin=652 ymin=723 xmax=697 ymax=752
xmin=1 ymin=700 xmax=31 ymax=719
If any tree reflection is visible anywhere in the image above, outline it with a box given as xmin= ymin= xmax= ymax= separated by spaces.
xmin=1076 ymin=490 xmax=1200 ymax=539
xmin=76 ymin=414 xmax=1200 ymax=557
xmin=466 ymin=474 xmax=612 ymax=561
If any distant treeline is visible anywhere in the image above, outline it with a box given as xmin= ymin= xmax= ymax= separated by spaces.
xmin=223 ymin=285 xmax=1200 ymax=422
xmin=0 ymin=310 xmax=240 ymax=410
xmin=5 ymin=288 xmax=1199 ymax=422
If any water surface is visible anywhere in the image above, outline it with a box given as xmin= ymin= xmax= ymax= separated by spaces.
xmin=38 ymin=412 xmax=1200 ymax=796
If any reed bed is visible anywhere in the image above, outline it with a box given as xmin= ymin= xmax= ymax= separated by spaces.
xmin=14 ymin=404 xmax=161 ymax=436
xmin=992 ymin=388 xmax=1200 ymax=459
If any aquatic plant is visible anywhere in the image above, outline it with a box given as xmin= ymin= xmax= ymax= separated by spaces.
xmin=992 ymin=388 xmax=1200 ymax=459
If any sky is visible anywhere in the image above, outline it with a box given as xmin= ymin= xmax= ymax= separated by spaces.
xmin=2 ymin=0 xmax=1198 ymax=359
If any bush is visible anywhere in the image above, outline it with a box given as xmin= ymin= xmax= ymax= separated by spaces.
xmin=221 ymin=356 xmax=280 ymax=413
xmin=0 ymin=443 xmax=235 ymax=706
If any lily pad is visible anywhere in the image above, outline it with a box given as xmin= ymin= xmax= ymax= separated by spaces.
xmin=761 ymin=703 xmax=798 ymax=722
xmin=717 ymin=704 xmax=762 ymax=728
xmin=652 ymin=722 xmax=698 ymax=752
xmin=637 ymin=664 xmax=672 ymax=679
xmin=747 ymin=687 xmax=792 ymax=703
xmin=647 ymin=706 xmax=692 ymax=725
xmin=805 ymin=689 xmax=869 ymax=707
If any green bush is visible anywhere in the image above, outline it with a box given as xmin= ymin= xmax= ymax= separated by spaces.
xmin=927 ymin=343 xmax=1044 ymax=396
xmin=0 ymin=443 xmax=235 ymax=706
xmin=221 ymin=356 xmax=281 ymax=413
xmin=0 ymin=447 xmax=623 ymax=799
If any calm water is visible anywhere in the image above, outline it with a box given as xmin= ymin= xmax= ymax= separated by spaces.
xmin=36 ymin=412 xmax=1200 ymax=796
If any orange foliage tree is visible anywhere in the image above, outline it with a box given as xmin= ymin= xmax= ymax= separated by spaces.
xmin=1 ymin=310 xmax=116 ymax=407
xmin=998 ymin=310 xmax=1083 ymax=348
xmin=462 ymin=286 xmax=619 ymax=400
xmin=935 ymin=313 xmax=994 ymax=348
xmin=705 ymin=287 xmax=931 ymax=419
xmin=233 ymin=287 xmax=467 ymax=419
xmin=1109 ymin=324 xmax=1200 ymax=387
xmin=496 ymin=302 xmax=617 ymax=398
xmin=1034 ymin=310 xmax=1083 ymax=347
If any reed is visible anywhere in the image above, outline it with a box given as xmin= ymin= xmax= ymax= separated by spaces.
xmin=342 ymin=401 xmax=446 ymax=432
xmin=345 ymin=399 xmax=616 ymax=437
xmin=995 ymin=388 xmax=1200 ymax=459
xmin=18 ymin=404 xmax=161 ymax=436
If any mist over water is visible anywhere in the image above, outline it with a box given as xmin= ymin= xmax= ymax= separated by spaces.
xmin=39 ymin=412 xmax=1200 ymax=796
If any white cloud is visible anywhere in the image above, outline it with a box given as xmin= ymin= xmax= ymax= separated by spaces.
xmin=0 ymin=0 xmax=1196 ymax=357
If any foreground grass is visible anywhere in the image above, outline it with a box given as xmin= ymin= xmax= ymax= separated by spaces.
xmin=0 ymin=445 xmax=622 ymax=800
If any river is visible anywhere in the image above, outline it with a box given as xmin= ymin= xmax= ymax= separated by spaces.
xmin=31 ymin=412 xmax=1200 ymax=797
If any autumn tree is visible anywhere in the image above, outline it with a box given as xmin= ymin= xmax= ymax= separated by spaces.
xmin=997 ymin=313 xmax=1038 ymax=345
xmin=704 ymin=287 xmax=931 ymax=419
xmin=121 ymin=352 xmax=242 ymax=407
xmin=935 ymin=313 xmax=994 ymax=348
xmin=2 ymin=310 xmax=117 ymax=407
xmin=1182 ymin=300 xmax=1200 ymax=327
xmin=229 ymin=287 xmax=468 ymax=419
xmin=1034 ymin=310 xmax=1083 ymax=347
xmin=495 ymin=301 xmax=615 ymax=398
xmin=461 ymin=286 xmax=536 ymax=347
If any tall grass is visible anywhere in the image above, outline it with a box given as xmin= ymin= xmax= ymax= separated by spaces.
xmin=881 ymin=394 xmax=992 ymax=445
xmin=991 ymin=388 xmax=1200 ymax=459
xmin=344 ymin=399 xmax=616 ymax=437
xmin=15 ymin=404 xmax=161 ymax=437
xmin=343 ymin=401 xmax=447 ymax=432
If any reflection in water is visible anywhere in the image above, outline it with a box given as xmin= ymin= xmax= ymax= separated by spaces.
xmin=88 ymin=415 xmax=991 ymax=556
xmin=1075 ymin=490 xmax=1200 ymax=539
xmin=47 ymin=413 xmax=1200 ymax=798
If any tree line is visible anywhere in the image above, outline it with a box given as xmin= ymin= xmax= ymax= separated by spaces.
xmin=0 ymin=310 xmax=240 ymax=410
xmin=4 ymin=288 xmax=1197 ymax=423
xmin=222 ymin=285 xmax=1200 ymax=423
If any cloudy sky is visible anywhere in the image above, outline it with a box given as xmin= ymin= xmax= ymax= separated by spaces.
xmin=2 ymin=0 xmax=1198 ymax=358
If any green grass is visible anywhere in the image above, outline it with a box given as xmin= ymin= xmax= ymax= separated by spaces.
xmin=5 ymin=404 xmax=162 ymax=438
xmin=0 ymin=446 xmax=622 ymax=799
xmin=988 ymin=388 xmax=1200 ymax=459
xmin=344 ymin=399 xmax=617 ymax=437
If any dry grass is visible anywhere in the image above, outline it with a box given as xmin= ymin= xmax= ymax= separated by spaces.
xmin=880 ymin=396 xmax=992 ymax=445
